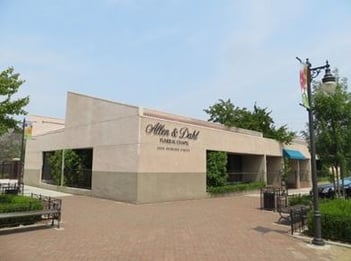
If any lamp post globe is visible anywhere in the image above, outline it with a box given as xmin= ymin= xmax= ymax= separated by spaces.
xmin=321 ymin=65 xmax=337 ymax=94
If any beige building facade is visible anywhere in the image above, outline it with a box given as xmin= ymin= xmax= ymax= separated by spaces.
xmin=24 ymin=92 xmax=311 ymax=203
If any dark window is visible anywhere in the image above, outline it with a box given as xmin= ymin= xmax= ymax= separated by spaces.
xmin=227 ymin=153 xmax=243 ymax=183
xmin=41 ymin=148 xmax=93 ymax=189
xmin=42 ymin=151 xmax=56 ymax=184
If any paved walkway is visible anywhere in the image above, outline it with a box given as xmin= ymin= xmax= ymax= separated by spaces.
xmin=23 ymin=185 xmax=72 ymax=198
xmin=1 ymin=190 xmax=350 ymax=260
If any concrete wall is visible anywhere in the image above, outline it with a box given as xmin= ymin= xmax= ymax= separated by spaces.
xmin=266 ymin=157 xmax=282 ymax=186
xmin=137 ymin=172 xmax=206 ymax=203
xmin=24 ymin=92 xmax=141 ymax=202
xmin=137 ymin=115 xmax=207 ymax=203
xmin=64 ymin=92 xmax=140 ymax=172
xmin=28 ymin=115 xmax=65 ymax=136
xmin=299 ymin=160 xmax=311 ymax=187
xmin=92 ymin=171 xmax=138 ymax=203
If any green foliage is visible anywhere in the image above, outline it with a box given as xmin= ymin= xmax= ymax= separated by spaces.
xmin=206 ymin=151 xmax=228 ymax=187
xmin=307 ymin=199 xmax=351 ymax=243
xmin=312 ymin=73 xmax=351 ymax=196
xmin=0 ymin=195 xmax=43 ymax=227
xmin=0 ymin=194 xmax=43 ymax=212
xmin=204 ymin=99 xmax=238 ymax=127
xmin=62 ymin=150 xmax=82 ymax=187
xmin=0 ymin=131 xmax=22 ymax=161
xmin=204 ymin=99 xmax=295 ymax=144
xmin=288 ymin=194 xmax=312 ymax=206
xmin=207 ymin=182 xmax=265 ymax=194
xmin=0 ymin=67 xmax=29 ymax=136
xmin=48 ymin=150 xmax=64 ymax=185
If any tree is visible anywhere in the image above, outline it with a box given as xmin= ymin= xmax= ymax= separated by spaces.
xmin=204 ymin=99 xmax=295 ymax=144
xmin=0 ymin=130 xmax=22 ymax=161
xmin=313 ymin=73 xmax=351 ymax=197
xmin=0 ymin=67 xmax=29 ymax=136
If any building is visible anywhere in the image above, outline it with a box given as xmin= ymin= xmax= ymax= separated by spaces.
xmin=24 ymin=92 xmax=311 ymax=203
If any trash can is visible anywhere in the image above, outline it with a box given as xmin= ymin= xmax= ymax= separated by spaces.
xmin=260 ymin=186 xmax=280 ymax=210
xmin=263 ymin=191 xmax=275 ymax=210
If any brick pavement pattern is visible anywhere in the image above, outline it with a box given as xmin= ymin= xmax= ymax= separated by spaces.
xmin=0 ymin=195 xmax=350 ymax=260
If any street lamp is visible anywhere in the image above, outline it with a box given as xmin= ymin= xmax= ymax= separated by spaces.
xmin=299 ymin=57 xmax=336 ymax=246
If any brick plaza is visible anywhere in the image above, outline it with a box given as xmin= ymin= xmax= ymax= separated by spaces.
xmin=1 ymin=194 xmax=350 ymax=260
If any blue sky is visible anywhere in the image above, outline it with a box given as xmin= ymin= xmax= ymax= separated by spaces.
xmin=1 ymin=0 xmax=351 ymax=133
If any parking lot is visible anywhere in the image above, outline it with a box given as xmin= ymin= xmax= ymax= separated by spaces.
xmin=0 ymin=189 xmax=350 ymax=260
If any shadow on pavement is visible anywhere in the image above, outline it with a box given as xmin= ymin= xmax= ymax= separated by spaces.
xmin=252 ymin=225 xmax=288 ymax=235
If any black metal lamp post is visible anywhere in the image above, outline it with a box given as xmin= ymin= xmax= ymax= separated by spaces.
xmin=302 ymin=58 xmax=336 ymax=246
xmin=19 ymin=118 xmax=26 ymax=195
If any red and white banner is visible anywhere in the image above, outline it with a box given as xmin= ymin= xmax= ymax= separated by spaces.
xmin=299 ymin=63 xmax=309 ymax=109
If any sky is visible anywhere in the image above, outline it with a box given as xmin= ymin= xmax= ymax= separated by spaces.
xmin=1 ymin=0 xmax=351 ymax=133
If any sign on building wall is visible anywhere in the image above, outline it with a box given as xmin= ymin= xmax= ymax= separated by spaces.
xmin=145 ymin=122 xmax=200 ymax=152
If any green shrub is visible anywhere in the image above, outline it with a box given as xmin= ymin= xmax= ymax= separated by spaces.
xmin=206 ymin=151 xmax=228 ymax=187
xmin=0 ymin=195 xmax=43 ymax=227
xmin=289 ymin=194 xmax=312 ymax=207
xmin=208 ymin=182 xmax=265 ymax=194
xmin=307 ymin=199 xmax=351 ymax=243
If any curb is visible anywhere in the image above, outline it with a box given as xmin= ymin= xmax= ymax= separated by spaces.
xmin=290 ymin=232 xmax=351 ymax=249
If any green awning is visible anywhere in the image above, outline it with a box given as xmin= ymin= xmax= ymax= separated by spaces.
xmin=283 ymin=149 xmax=306 ymax=160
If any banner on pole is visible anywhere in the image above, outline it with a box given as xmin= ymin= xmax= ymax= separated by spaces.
xmin=24 ymin=121 xmax=33 ymax=140
xmin=299 ymin=63 xmax=309 ymax=109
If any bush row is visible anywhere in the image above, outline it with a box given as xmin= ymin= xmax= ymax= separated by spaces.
xmin=288 ymin=194 xmax=312 ymax=207
xmin=207 ymin=182 xmax=265 ymax=194
xmin=307 ymin=199 xmax=351 ymax=243
xmin=0 ymin=195 xmax=43 ymax=228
